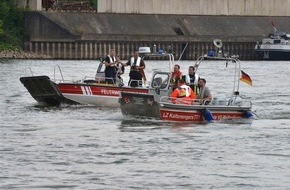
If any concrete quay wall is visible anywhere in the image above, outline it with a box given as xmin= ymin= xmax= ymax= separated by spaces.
xmin=25 ymin=41 xmax=255 ymax=60
xmin=25 ymin=12 xmax=290 ymax=60
xmin=98 ymin=0 xmax=290 ymax=16
xmin=17 ymin=0 xmax=290 ymax=16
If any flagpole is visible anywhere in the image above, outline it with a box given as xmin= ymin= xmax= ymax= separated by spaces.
xmin=270 ymin=19 xmax=277 ymax=33
xmin=237 ymin=59 xmax=241 ymax=93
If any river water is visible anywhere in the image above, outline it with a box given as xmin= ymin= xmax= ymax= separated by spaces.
xmin=1 ymin=59 xmax=290 ymax=189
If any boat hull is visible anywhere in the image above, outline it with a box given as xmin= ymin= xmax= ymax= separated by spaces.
xmin=21 ymin=76 xmax=149 ymax=107
xmin=58 ymin=83 xmax=149 ymax=107
xmin=255 ymin=49 xmax=290 ymax=60
xmin=160 ymin=103 xmax=252 ymax=122
xmin=120 ymin=92 xmax=160 ymax=118
xmin=20 ymin=76 xmax=77 ymax=106
xmin=119 ymin=91 xmax=253 ymax=122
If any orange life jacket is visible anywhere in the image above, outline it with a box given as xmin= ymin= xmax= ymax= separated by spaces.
xmin=171 ymin=85 xmax=195 ymax=105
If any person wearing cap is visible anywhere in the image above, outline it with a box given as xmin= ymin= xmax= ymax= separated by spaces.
xmin=171 ymin=79 xmax=195 ymax=105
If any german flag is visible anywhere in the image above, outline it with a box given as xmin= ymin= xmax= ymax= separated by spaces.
xmin=240 ymin=70 xmax=252 ymax=86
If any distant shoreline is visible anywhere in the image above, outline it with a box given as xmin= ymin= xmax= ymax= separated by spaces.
xmin=0 ymin=50 xmax=53 ymax=59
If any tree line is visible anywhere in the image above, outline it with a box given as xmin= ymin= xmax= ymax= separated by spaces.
xmin=0 ymin=0 xmax=25 ymax=51
xmin=0 ymin=0 xmax=98 ymax=51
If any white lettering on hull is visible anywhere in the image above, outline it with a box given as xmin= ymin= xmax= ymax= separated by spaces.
xmin=162 ymin=111 xmax=243 ymax=121
xmin=100 ymin=89 xmax=119 ymax=96
xmin=162 ymin=112 xmax=200 ymax=121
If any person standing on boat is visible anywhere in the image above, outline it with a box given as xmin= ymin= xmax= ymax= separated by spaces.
xmin=115 ymin=55 xmax=125 ymax=82
xmin=104 ymin=49 xmax=117 ymax=84
xmin=197 ymin=78 xmax=212 ymax=105
xmin=170 ymin=64 xmax=183 ymax=90
xmin=125 ymin=50 xmax=146 ymax=87
xmin=184 ymin=66 xmax=200 ymax=95
xmin=171 ymin=79 xmax=195 ymax=105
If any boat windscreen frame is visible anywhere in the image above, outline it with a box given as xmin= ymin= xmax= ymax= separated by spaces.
xmin=193 ymin=55 xmax=241 ymax=97
xmin=142 ymin=53 xmax=175 ymax=72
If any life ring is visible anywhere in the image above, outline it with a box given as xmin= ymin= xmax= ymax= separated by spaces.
xmin=213 ymin=39 xmax=223 ymax=48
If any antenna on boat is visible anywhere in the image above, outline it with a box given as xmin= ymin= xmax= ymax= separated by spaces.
xmin=177 ymin=42 xmax=188 ymax=64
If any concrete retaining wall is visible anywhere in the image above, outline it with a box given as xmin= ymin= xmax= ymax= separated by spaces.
xmin=15 ymin=0 xmax=290 ymax=15
xmin=30 ymin=12 xmax=290 ymax=42
xmin=24 ymin=12 xmax=290 ymax=60
xmin=98 ymin=0 xmax=290 ymax=16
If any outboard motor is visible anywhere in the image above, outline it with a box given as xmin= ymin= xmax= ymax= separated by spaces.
xmin=203 ymin=109 xmax=214 ymax=122
xmin=244 ymin=111 xmax=254 ymax=119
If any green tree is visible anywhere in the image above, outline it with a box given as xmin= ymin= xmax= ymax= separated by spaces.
xmin=0 ymin=0 xmax=25 ymax=50
xmin=90 ymin=0 xmax=97 ymax=9
xmin=0 ymin=20 xmax=4 ymax=35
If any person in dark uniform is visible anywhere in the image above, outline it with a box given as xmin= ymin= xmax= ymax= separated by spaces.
xmin=183 ymin=66 xmax=200 ymax=95
xmin=104 ymin=49 xmax=117 ymax=84
xmin=125 ymin=50 xmax=146 ymax=87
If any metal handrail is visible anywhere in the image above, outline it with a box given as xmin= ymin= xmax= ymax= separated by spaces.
xmin=142 ymin=53 xmax=174 ymax=72
xmin=193 ymin=55 xmax=241 ymax=100
xmin=128 ymin=79 xmax=143 ymax=87
xmin=160 ymin=95 xmax=251 ymax=107
xmin=159 ymin=96 xmax=200 ymax=105
xmin=25 ymin=67 xmax=34 ymax=76
xmin=76 ymin=76 xmax=117 ymax=85
xmin=54 ymin=64 xmax=64 ymax=82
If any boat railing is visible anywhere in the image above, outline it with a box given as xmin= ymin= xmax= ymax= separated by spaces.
xmin=143 ymin=53 xmax=175 ymax=72
xmin=70 ymin=76 xmax=117 ymax=85
xmin=160 ymin=95 xmax=252 ymax=107
xmin=227 ymin=94 xmax=252 ymax=107
xmin=194 ymin=55 xmax=240 ymax=69
xmin=52 ymin=65 xmax=115 ymax=85
xmin=54 ymin=65 xmax=65 ymax=82
xmin=159 ymin=96 xmax=202 ymax=105
xmin=51 ymin=72 xmax=127 ymax=87
xmin=94 ymin=76 xmax=106 ymax=83
xmin=87 ymin=76 xmax=117 ymax=85
xmin=194 ymin=55 xmax=241 ymax=98
xmin=127 ymin=79 xmax=145 ymax=88
xmin=24 ymin=67 xmax=34 ymax=77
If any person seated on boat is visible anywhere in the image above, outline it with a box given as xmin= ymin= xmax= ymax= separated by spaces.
xmin=197 ymin=78 xmax=212 ymax=105
xmin=104 ymin=49 xmax=117 ymax=84
xmin=170 ymin=64 xmax=183 ymax=90
xmin=183 ymin=66 xmax=200 ymax=95
xmin=124 ymin=50 xmax=146 ymax=87
xmin=171 ymin=79 xmax=195 ymax=105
